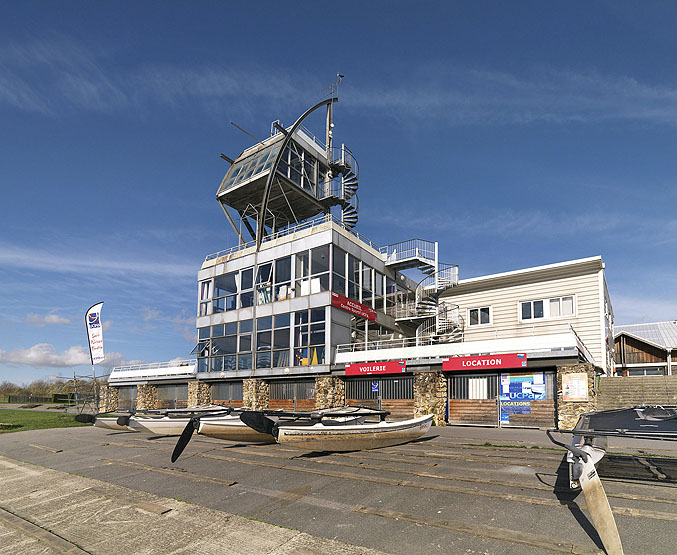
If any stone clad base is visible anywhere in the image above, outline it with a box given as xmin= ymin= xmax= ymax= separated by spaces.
xmin=136 ymin=384 xmax=159 ymax=411
xmin=414 ymin=371 xmax=447 ymax=426
xmin=188 ymin=381 xmax=212 ymax=407
xmin=556 ymin=363 xmax=597 ymax=430
xmin=243 ymin=378 xmax=269 ymax=410
xmin=315 ymin=376 xmax=346 ymax=408
xmin=99 ymin=384 xmax=119 ymax=413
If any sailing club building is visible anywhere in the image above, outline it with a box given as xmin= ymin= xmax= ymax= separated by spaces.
xmin=103 ymin=97 xmax=614 ymax=429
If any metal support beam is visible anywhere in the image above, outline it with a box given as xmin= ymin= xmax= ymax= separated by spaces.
xmin=219 ymin=201 xmax=245 ymax=245
xmin=256 ymin=97 xmax=337 ymax=252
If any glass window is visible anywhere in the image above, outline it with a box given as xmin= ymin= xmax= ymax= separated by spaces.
xmin=311 ymin=308 xmax=325 ymax=322
xmin=257 ymin=316 xmax=272 ymax=331
xmin=256 ymin=351 xmax=271 ymax=369
xmin=225 ymin=322 xmax=237 ymax=336
xmin=295 ymin=310 xmax=309 ymax=325
xmin=200 ymin=280 xmax=212 ymax=301
xmin=273 ymin=350 xmax=290 ymax=367
xmin=550 ymin=298 xmax=560 ymax=317
xmin=238 ymin=353 xmax=252 ymax=370
xmin=240 ymin=290 xmax=254 ymax=308
xmin=275 ymin=256 xmax=291 ymax=282
xmin=348 ymin=255 xmax=360 ymax=284
xmin=257 ymin=331 xmax=272 ymax=350
xmin=274 ymin=314 xmax=290 ymax=328
xmin=211 ymin=357 xmax=224 ymax=372
xmin=240 ymin=319 xmax=253 ymax=333
xmin=198 ymin=327 xmax=210 ymax=340
xmin=211 ymin=324 xmax=224 ymax=337
xmin=296 ymin=251 xmax=309 ymax=279
xmin=521 ymin=302 xmax=532 ymax=320
xmin=311 ymin=245 xmax=329 ymax=275
xmin=562 ymin=296 xmax=574 ymax=316
xmin=214 ymin=273 xmax=237 ymax=296
xmin=223 ymin=355 xmax=237 ymax=370
xmin=197 ymin=358 xmax=209 ymax=372
xmin=212 ymin=336 xmax=237 ymax=355
xmin=534 ymin=300 xmax=544 ymax=318
xmin=239 ymin=334 xmax=251 ymax=352
xmin=333 ymin=247 xmax=346 ymax=275
xmin=273 ymin=329 xmax=290 ymax=348
xmin=241 ymin=268 xmax=253 ymax=290
xmin=469 ymin=307 xmax=491 ymax=326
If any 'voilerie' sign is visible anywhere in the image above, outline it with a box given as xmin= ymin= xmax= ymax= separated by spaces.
xmin=443 ymin=353 xmax=527 ymax=371
xmin=345 ymin=360 xmax=407 ymax=376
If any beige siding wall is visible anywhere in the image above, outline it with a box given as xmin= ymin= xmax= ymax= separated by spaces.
xmin=442 ymin=270 xmax=604 ymax=369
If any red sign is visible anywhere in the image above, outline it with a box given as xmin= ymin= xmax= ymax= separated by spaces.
xmin=345 ymin=360 xmax=407 ymax=376
xmin=331 ymin=291 xmax=377 ymax=321
xmin=443 ymin=353 xmax=527 ymax=372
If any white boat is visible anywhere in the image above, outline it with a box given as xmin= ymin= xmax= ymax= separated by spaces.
xmin=197 ymin=413 xmax=274 ymax=443
xmin=274 ymin=413 xmax=433 ymax=451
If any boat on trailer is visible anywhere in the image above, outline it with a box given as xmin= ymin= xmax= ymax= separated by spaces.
xmin=240 ymin=407 xmax=433 ymax=452
xmin=548 ymin=405 xmax=677 ymax=555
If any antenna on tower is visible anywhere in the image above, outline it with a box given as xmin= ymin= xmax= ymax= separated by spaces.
xmin=330 ymin=73 xmax=344 ymax=99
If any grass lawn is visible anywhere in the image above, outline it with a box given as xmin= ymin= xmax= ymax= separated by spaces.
xmin=0 ymin=409 xmax=90 ymax=433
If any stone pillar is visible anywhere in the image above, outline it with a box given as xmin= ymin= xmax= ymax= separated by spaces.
xmin=136 ymin=384 xmax=158 ymax=410
xmin=556 ymin=363 xmax=597 ymax=430
xmin=99 ymin=384 xmax=118 ymax=413
xmin=413 ymin=371 xmax=447 ymax=426
xmin=315 ymin=376 xmax=346 ymax=408
xmin=188 ymin=381 xmax=212 ymax=407
xmin=243 ymin=378 xmax=269 ymax=410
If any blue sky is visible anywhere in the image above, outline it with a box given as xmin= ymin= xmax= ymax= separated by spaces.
xmin=1 ymin=1 xmax=677 ymax=383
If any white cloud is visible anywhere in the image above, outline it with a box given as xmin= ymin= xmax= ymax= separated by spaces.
xmin=0 ymin=343 xmax=130 ymax=369
xmin=610 ymin=294 xmax=677 ymax=325
xmin=7 ymin=37 xmax=677 ymax=128
xmin=0 ymin=240 xmax=195 ymax=278
xmin=25 ymin=313 xmax=71 ymax=327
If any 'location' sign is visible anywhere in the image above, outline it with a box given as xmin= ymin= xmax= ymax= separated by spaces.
xmin=443 ymin=353 xmax=527 ymax=372
xmin=345 ymin=360 xmax=407 ymax=376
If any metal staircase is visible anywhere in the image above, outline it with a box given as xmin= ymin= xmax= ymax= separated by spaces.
xmin=384 ymin=239 xmax=462 ymax=343
xmin=328 ymin=144 xmax=359 ymax=230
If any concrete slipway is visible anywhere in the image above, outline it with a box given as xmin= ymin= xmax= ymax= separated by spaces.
xmin=0 ymin=425 xmax=676 ymax=554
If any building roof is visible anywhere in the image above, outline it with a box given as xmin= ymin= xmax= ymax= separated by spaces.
xmin=615 ymin=321 xmax=677 ymax=350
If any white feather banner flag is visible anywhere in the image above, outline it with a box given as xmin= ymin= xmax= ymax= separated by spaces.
xmin=85 ymin=302 xmax=105 ymax=365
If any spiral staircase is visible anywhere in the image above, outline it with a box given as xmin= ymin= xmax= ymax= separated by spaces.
xmin=328 ymin=144 xmax=359 ymax=230
xmin=384 ymin=240 xmax=463 ymax=343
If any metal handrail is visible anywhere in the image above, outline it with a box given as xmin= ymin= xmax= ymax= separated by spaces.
xmin=204 ymin=214 xmax=383 ymax=261
xmin=329 ymin=145 xmax=359 ymax=177
xmin=335 ymin=323 xmax=584 ymax=354
xmin=297 ymin=125 xmax=326 ymax=151
xmin=112 ymin=359 xmax=195 ymax=372
xmin=381 ymin=239 xmax=436 ymax=262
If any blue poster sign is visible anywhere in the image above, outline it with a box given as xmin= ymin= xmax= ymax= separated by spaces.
xmin=499 ymin=372 xmax=546 ymax=422
xmin=371 ymin=381 xmax=379 ymax=393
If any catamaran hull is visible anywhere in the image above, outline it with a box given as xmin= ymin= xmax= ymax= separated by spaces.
xmin=275 ymin=414 xmax=433 ymax=451
xmin=94 ymin=418 xmax=134 ymax=431
xmin=128 ymin=418 xmax=191 ymax=435
xmin=198 ymin=417 xmax=273 ymax=443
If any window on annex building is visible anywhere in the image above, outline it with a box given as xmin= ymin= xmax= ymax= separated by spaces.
xmin=520 ymin=296 xmax=575 ymax=321
xmin=468 ymin=307 xmax=491 ymax=326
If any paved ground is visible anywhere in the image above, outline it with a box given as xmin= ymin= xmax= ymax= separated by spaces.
xmin=0 ymin=423 xmax=676 ymax=554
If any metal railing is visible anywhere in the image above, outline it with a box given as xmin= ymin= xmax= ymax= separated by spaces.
xmin=204 ymin=213 xmax=383 ymax=261
xmin=111 ymin=359 xmax=195 ymax=372
xmin=381 ymin=239 xmax=436 ymax=264
xmin=297 ymin=125 xmax=326 ymax=151
xmin=336 ymin=323 xmax=584 ymax=355
xmin=329 ymin=144 xmax=359 ymax=177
